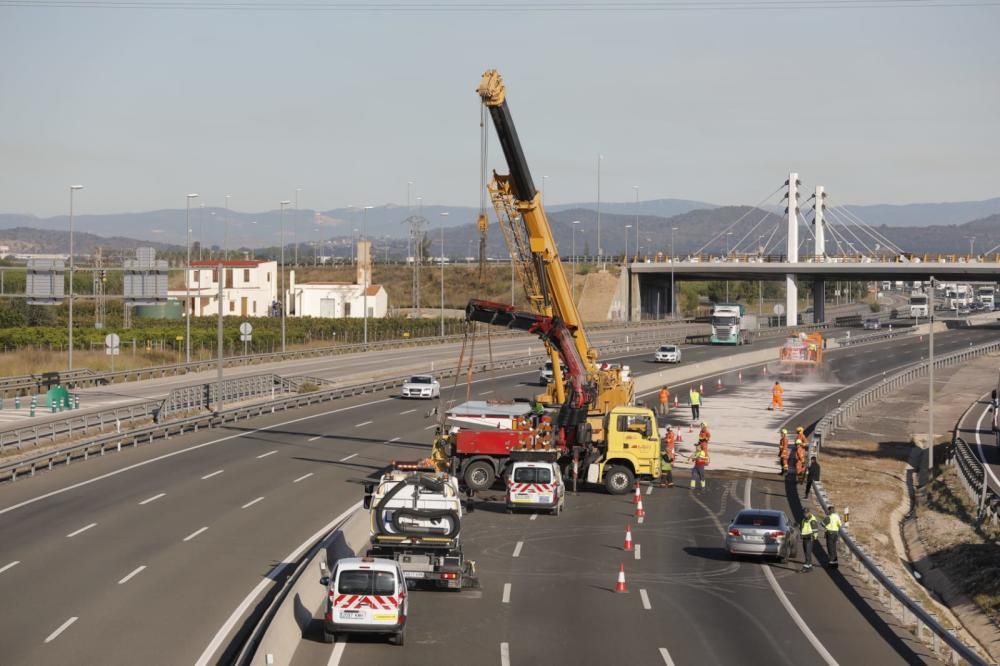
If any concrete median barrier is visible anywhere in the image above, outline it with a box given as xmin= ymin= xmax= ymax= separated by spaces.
xmin=249 ymin=510 xmax=369 ymax=666
xmin=633 ymin=347 xmax=779 ymax=397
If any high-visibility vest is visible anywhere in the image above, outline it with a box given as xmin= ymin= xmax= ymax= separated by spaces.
xmin=659 ymin=388 xmax=669 ymax=404
xmin=801 ymin=516 xmax=818 ymax=537
xmin=689 ymin=390 xmax=701 ymax=406
xmin=824 ymin=512 xmax=843 ymax=531
xmin=694 ymin=450 xmax=709 ymax=467
xmin=661 ymin=457 xmax=673 ymax=472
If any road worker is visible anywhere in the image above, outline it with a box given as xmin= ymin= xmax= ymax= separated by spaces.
xmin=777 ymin=429 xmax=789 ymax=475
xmin=823 ymin=505 xmax=844 ymax=567
xmin=698 ymin=422 xmax=711 ymax=453
xmin=688 ymin=442 xmax=709 ymax=491
xmin=800 ymin=509 xmax=820 ymax=572
xmin=663 ymin=425 xmax=676 ymax=460
xmin=688 ymin=387 xmax=702 ymax=421
xmin=658 ymin=386 xmax=670 ymax=417
xmin=794 ymin=427 xmax=808 ymax=482
xmin=769 ymin=380 xmax=784 ymax=411
xmin=657 ymin=448 xmax=675 ymax=488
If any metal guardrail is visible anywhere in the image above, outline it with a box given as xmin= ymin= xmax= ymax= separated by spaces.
xmin=808 ymin=339 xmax=1000 ymax=665
xmin=160 ymin=374 xmax=294 ymax=418
xmin=951 ymin=435 xmax=1000 ymax=529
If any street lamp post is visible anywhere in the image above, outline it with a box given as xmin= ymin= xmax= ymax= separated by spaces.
xmin=68 ymin=185 xmax=83 ymax=371
xmin=633 ymin=185 xmax=639 ymax=261
xmin=542 ymin=175 xmax=548 ymax=204
xmin=279 ymin=200 xmax=291 ymax=352
xmin=223 ymin=194 xmax=231 ymax=259
xmin=439 ymin=212 xmax=449 ymax=336
xmin=572 ymin=220 xmax=581 ymax=301
xmin=295 ymin=188 xmax=302 ymax=267
xmin=198 ymin=203 xmax=205 ymax=260
xmin=362 ymin=205 xmax=373 ymax=345
xmin=670 ymin=227 xmax=677 ymax=318
xmin=725 ymin=232 xmax=733 ymax=301
xmin=625 ymin=225 xmax=632 ymax=264
xmin=596 ymin=154 xmax=603 ymax=268
xmin=185 ymin=193 xmax=199 ymax=364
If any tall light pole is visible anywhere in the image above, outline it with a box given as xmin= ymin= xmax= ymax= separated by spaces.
xmin=625 ymin=224 xmax=632 ymax=264
xmin=572 ymin=220 xmax=581 ymax=301
xmin=279 ymin=199 xmax=291 ymax=352
xmin=223 ymin=194 xmax=231 ymax=259
xmin=633 ymin=185 xmax=639 ymax=260
xmin=670 ymin=226 xmax=678 ymax=318
xmin=929 ymin=275 xmax=936 ymax=478
xmin=68 ymin=185 xmax=83 ymax=371
xmin=596 ymin=155 xmax=604 ymax=268
xmin=198 ymin=203 xmax=205 ymax=260
xmin=295 ymin=188 xmax=302 ymax=267
xmin=362 ymin=205 xmax=373 ymax=345
xmin=439 ymin=212 xmax=448 ymax=336
xmin=967 ymin=235 xmax=976 ymax=257
xmin=185 ymin=193 xmax=199 ymax=364
xmin=725 ymin=231 xmax=733 ymax=301
xmin=542 ymin=175 xmax=549 ymax=204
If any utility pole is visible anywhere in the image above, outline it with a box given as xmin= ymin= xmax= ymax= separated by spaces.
xmin=597 ymin=154 xmax=603 ymax=269
xmin=185 ymin=193 xmax=199 ymax=364
xmin=928 ymin=275 xmax=936 ymax=478
xmin=68 ymin=185 xmax=83 ymax=371
xmin=216 ymin=259 xmax=224 ymax=414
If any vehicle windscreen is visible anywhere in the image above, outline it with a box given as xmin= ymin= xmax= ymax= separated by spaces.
xmin=513 ymin=467 xmax=552 ymax=484
xmin=409 ymin=376 xmax=433 ymax=384
xmin=910 ymin=296 xmax=927 ymax=304
xmin=712 ymin=316 xmax=738 ymax=326
xmin=659 ymin=346 xmax=677 ymax=353
xmin=735 ymin=512 xmax=781 ymax=527
xmin=337 ymin=570 xmax=396 ymax=595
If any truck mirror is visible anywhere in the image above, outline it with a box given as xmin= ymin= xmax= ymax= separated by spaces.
xmin=363 ymin=494 xmax=372 ymax=510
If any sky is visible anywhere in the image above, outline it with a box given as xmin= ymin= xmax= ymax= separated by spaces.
xmin=1 ymin=0 xmax=998 ymax=217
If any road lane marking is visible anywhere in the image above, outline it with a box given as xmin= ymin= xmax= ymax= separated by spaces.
xmin=640 ymin=588 xmax=651 ymax=610
xmin=529 ymin=513 xmax=538 ymax=521
xmin=66 ymin=523 xmax=97 ymax=538
xmin=256 ymin=450 xmax=278 ymax=459
xmin=400 ymin=409 xmax=416 ymax=415
xmin=184 ymin=526 xmax=209 ymax=542
xmin=500 ymin=642 xmax=511 ymax=666
xmin=307 ymin=435 xmax=323 ymax=441
xmin=646 ymin=485 xmax=653 ymax=495
xmin=659 ymin=647 xmax=676 ymax=666
xmin=745 ymin=479 xmax=839 ymax=666
xmin=195 ymin=501 xmax=362 ymax=666
xmin=327 ymin=641 xmax=346 ymax=666
xmin=241 ymin=497 xmax=264 ymax=509
xmin=118 ymin=565 xmax=146 ymax=585
xmin=635 ymin=544 xmax=642 ymax=560
xmin=201 ymin=470 xmax=224 ymax=480
xmin=424 ymin=424 xmax=437 ymax=430
xmin=973 ymin=404 xmax=1000 ymax=489
xmin=0 ymin=561 xmax=19 ymax=575
xmin=480 ymin=390 xmax=494 ymax=395
xmin=139 ymin=493 xmax=166 ymax=505
xmin=502 ymin=583 xmax=511 ymax=603
xmin=354 ymin=420 xmax=373 ymax=428
xmin=512 ymin=541 xmax=523 ymax=558
xmin=293 ymin=473 xmax=314 ymax=483
xmin=387 ymin=436 xmax=401 ymax=443
xmin=44 ymin=617 xmax=78 ymax=643
xmin=339 ymin=453 xmax=358 ymax=462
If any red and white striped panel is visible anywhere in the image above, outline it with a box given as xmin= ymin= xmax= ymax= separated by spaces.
xmin=332 ymin=593 xmax=403 ymax=610
xmin=508 ymin=483 xmax=555 ymax=493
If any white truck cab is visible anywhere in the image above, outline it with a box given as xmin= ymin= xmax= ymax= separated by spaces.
xmin=505 ymin=460 xmax=565 ymax=515
xmin=323 ymin=557 xmax=408 ymax=645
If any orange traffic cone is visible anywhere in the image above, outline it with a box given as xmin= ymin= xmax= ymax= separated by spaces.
xmin=615 ymin=563 xmax=628 ymax=593
xmin=738 ymin=370 xmax=743 ymax=383
xmin=635 ymin=497 xmax=646 ymax=519
xmin=699 ymin=383 xmax=704 ymax=393
xmin=673 ymin=395 xmax=679 ymax=408
xmin=632 ymin=481 xmax=641 ymax=504
xmin=716 ymin=377 xmax=723 ymax=389
xmin=676 ymin=432 xmax=683 ymax=443
xmin=688 ymin=422 xmax=693 ymax=433
xmin=624 ymin=525 xmax=633 ymax=551
xmin=763 ymin=365 xmax=768 ymax=376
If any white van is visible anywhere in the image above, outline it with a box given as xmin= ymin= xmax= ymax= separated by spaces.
xmin=505 ymin=461 xmax=565 ymax=515
xmin=323 ymin=557 xmax=408 ymax=645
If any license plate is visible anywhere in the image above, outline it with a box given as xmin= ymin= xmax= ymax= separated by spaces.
xmin=516 ymin=493 xmax=531 ymax=499
xmin=338 ymin=610 xmax=363 ymax=619
xmin=404 ymin=571 xmax=425 ymax=579
xmin=745 ymin=535 xmax=764 ymax=543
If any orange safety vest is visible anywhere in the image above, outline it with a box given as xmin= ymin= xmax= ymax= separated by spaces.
xmin=658 ymin=388 xmax=669 ymax=404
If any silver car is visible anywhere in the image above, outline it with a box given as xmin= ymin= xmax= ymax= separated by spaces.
xmin=725 ymin=509 xmax=797 ymax=562
xmin=400 ymin=375 xmax=440 ymax=399
xmin=653 ymin=345 xmax=682 ymax=363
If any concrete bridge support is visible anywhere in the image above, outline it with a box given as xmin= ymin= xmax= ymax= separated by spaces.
xmin=812 ymin=279 xmax=826 ymax=323
xmin=785 ymin=172 xmax=800 ymax=327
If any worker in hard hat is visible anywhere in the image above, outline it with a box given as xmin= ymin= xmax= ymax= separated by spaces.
xmin=663 ymin=425 xmax=676 ymax=460
xmin=698 ymin=422 xmax=711 ymax=453
xmin=778 ymin=429 xmax=789 ymax=475
xmin=688 ymin=442 xmax=709 ymax=492
xmin=794 ymin=426 xmax=808 ymax=482
xmin=657 ymin=386 xmax=670 ymax=418
xmin=769 ymin=380 xmax=784 ymax=411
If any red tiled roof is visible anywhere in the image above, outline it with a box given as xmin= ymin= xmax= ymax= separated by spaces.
xmin=190 ymin=259 xmax=269 ymax=267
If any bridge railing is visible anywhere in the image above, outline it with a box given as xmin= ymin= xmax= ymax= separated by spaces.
xmin=809 ymin=339 xmax=1000 ymax=665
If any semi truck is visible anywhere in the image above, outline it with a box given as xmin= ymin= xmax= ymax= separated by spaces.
xmin=710 ymin=303 xmax=756 ymax=345
xmin=909 ymin=292 xmax=929 ymax=318
xmin=978 ymin=285 xmax=995 ymax=310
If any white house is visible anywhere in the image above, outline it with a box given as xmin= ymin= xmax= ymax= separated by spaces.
xmin=169 ymin=259 xmax=278 ymax=317
xmin=289 ymin=241 xmax=388 ymax=319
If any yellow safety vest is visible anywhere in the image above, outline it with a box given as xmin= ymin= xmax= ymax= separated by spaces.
xmin=824 ymin=513 xmax=843 ymax=531
xmin=801 ymin=516 xmax=818 ymax=537
xmin=689 ymin=390 xmax=701 ymax=406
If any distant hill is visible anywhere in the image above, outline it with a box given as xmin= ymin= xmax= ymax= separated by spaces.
xmin=834 ymin=197 xmax=1000 ymax=228
xmin=0 ymin=226 xmax=176 ymax=255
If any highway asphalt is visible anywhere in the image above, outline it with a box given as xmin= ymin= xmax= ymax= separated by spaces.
xmin=1 ymin=323 xmax=992 ymax=665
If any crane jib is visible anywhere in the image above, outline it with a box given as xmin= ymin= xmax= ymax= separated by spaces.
xmin=485 ymin=100 xmax=536 ymax=203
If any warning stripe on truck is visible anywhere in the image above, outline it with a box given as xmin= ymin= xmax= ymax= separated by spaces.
xmin=507 ymin=483 xmax=555 ymax=493
xmin=333 ymin=594 xmax=403 ymax=610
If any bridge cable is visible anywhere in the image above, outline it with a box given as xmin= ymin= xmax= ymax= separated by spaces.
xmin=693 ymin=185 xmax=784 ymax=256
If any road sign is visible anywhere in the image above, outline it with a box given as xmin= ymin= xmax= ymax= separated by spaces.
xmin=773 ymin=304 xmax=785 ymax=316
xmin=240 ymin=334 xmax=252 ymax=342
xmin=104 ymin=333 xmax=121 ymax=348
xmin=239 ymin=322 xmax=253 ymax=335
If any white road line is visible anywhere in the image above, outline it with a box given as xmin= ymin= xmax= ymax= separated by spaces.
xmin=183 ymin=526 xmax=209 ymax=542
xmin=118 ymin=565 xmax=147 ymax=585
xmin=327 ymin=640 xmax=346 ymax=666
xmin=339 ymin=453 xmax=358 ymax=462
xmin=354 ymin=420 xmax=373 ymax=428
xmin=195 ymin=501 xmax=362 ymax=666
xmin=746 ymin=478 xmax=840 ymax=666
xmin=529 ymin=513 xmax=538 ymax=521
xmin=0 ymin=561 xmax=19 ymax=575
xmin=424 ymin=424 xmax=437 ymax=430
xmin=480 ymin=390 xmax=494 ymax=395
xmin=201 ymin=470 xmax=224 ymax=480
xmin=293 ymin=473 xmax=314 ymax=483
xmin=307 ymin=435 xmax=323 ymax=442
xmin=512 ymin=541 xmax=523 ymax=558
xmin=399 ymin=409 xmax=416 ymax=415
xmin=387 ymin=436 xmax=401 ymax=443
xmin=635 ymin=544 xmax=642 ymax=560
xmin=256 ymin=450 xmax=278 ymax=459
xmin=66 ymin=523 xmax=97 ymax=538
xmin=502 ymin=582 xmax=511 ymax=603
xmin=640 ymin=588 xmax=651 ymax=610
xmin=241 ymin=497 xmax=264 ymax=509
xmin=44 ymin=617 xmax=78 ymax=643
xmin=646 ymin=484 xmax=653 ymax=495
xmin=973 ymin=405 xmax=1000 ymax=489
xmin=500 ymin=642 xmax=511 ymax=666
xmin=139 ymin=493 xmax=165 ymax=505
xmin=659 ymin=647 xmax=676 ymax=666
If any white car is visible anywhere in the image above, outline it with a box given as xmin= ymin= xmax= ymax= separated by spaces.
xmin=653 ymin=345 xmax=682 ymax=363
xmin=400 ymin=375 xmax=440 ymax=399
xmin=538 ymin=361 xmax=564 ymax=386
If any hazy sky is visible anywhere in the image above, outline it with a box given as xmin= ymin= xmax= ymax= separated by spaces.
xmin=1 ymin=0 xmax=998 ymax=217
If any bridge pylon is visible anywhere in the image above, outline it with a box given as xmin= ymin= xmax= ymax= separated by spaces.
xmin=784 ymin=172 xmax=801 ymax=326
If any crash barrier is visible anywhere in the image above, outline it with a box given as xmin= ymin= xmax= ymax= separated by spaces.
xmin=684 ymin=321 xmax=832 ymax=346
xmin=834 ymin=314 xmax=863 ymax=327
xmin=240 ymin=509 xmax=369 ymax=666
xmin=951 ymin=435 xmax=1000 ymax=530
xmin=809 ymin=341 xmax=1000 ymax=665
xmin=0 ymin=319 xmax=701 ymax=398
xmin=159 ymin=374 xmax=295 ymax=418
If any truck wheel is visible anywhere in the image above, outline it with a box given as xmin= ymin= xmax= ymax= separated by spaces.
xmin=603 ymin=466 xmax=634 ymax=495
xmin=464 ymin=461 xmax=496 ymax=492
